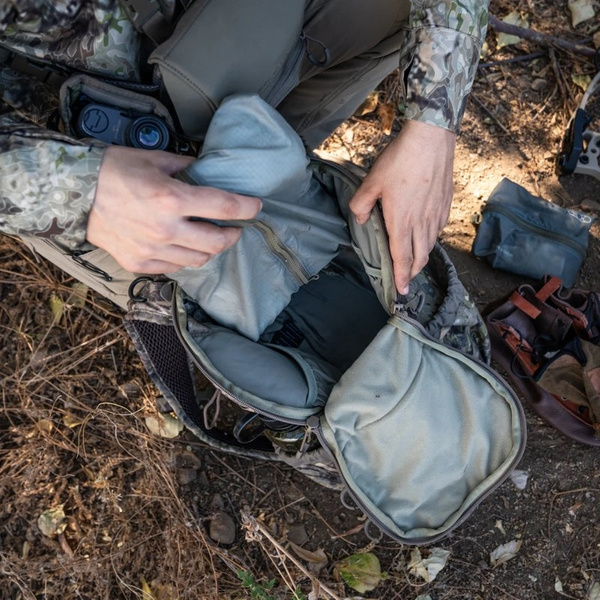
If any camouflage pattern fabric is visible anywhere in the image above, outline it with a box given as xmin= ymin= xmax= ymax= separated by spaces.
xmin=408 ymin=244 xmax=491 ymax=364
xmin=538 ymin=338 xmax=600 ymax=435
xmin=0 ymin=0 xmax=487 ymax=246
xmin=0 ymin=114 xmax=105 ymax=248
xmin=398 ymin=0 xmax=489 ymax=133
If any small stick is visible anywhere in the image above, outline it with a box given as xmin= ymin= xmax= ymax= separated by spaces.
xmin=241 ymin=511 xmax=343 ymax=600
xmin=468 ymin=93 xmax=511 ymax=135
xmin=479 ymin=51 xmax=546 ymax=68
xmin=488 ymin=14 xmax=596 ymax=58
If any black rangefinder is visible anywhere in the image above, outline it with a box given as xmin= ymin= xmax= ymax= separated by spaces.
xmin=76 ymin=102 xmax=171 ymax=150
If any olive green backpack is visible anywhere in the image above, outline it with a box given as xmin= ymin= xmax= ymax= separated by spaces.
xmin=124 ymin=94 xmax=526 ymax=545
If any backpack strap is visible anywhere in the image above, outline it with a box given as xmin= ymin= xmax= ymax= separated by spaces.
xmin=118 ymin=0 xmax=178 ymax=45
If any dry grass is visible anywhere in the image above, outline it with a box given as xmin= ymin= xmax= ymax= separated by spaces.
xmin=0 ymin=236 xmax=248 ymax=600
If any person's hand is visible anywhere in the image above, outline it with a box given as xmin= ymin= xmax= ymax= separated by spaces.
xmin=349 ymin=120 xmax=456 ymax=294
xmin=87 ymin=146 xmax=262 ymax=273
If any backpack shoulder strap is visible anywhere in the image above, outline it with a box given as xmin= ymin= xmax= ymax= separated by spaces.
xmin=118 ymin=0 xmax=191 ymax=45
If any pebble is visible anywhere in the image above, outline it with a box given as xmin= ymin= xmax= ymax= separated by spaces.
xmin=208 ymin=511 xmax=236 ymax=545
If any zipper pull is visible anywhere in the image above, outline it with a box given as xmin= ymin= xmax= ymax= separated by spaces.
xmin=306 ymin=415 xmax=321 ymax=430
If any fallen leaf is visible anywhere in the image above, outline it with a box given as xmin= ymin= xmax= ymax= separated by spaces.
xmin=408 ymin=547 xmax=451 ymax=583
xmin=415 ymin=596 xmax=433 ymax=600
xmin=67 ymin=282 xmax=89 ymax=308
xmin=509 ymin=469 xmax=529 ymax=490
xmin=572 ymin=74 xmax=592 ymax=91
xmin=594 ymin=31 xmax=600 ymax=49
xmin=495 ymin=520 xmax=506 ymax=535
xmin=288 ymin=541 xmax=328 ymax=565
xmin=289 ymin=541 xmax=328 ymax=574
xmin=145 ymin=413 xmax=184 ymax=439
xmin=496 ymin=12 xmax=529 ymax=48
xmin=38 ymin=507 xmax=67 ymax=538
xmin=49 ymin=294 xmax=64 ymax=323
xmin=140 ymin=577 xmax=155 ymax=600
xmin=589 ymin=581 xmax=600 ymax=600
xmin=377 ymin=103 xmax=395 ymax=135
xmin=490 ymin=539 xmax=522 ymax=568
xmin=335 ymin=552 xmax=386 ymax=594
xmin=568 ymin=0 xmax=596 ymax=27
xmin=63 ymin=414 xmax=84 ymax=428
xmin=36 ymin=419 xmax=54 ymax=434
xmin=355 ymin=91 xmax=380 ymax=116
xmin=555 ymin=577 xmax=564 ymax=593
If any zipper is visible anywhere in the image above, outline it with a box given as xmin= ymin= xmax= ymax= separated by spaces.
xmin=177 ymin=170 xmax=312 ymax=285
xmin=170 ymin=288 xmax=309 ymax=427
xmin=483 ymin=203 xmax=587 ymax=255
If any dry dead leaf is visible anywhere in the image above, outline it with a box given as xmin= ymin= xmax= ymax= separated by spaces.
xmin=288 ymin=541 xmax=328 ymax=574
xmin=36 ymin=419 xmax=54 ymax=434
xmin=496 ymin=12 xmax=529 ymax=48
xmin=568 ymin=0 xmax=596 ymax=27
xmin=572 ymin=74 xmax=592 ymax=91
xmin=377 ymin=103 xmax=395 ymax=135
xmin=589 ymin=581 xmax=600 ymax=600
xmin=509 ymin=469 xmax=529 ymax=490
xmin=140 ymin=577 xmax=155 ymax=600
xmin=490 ymin=539 xmax=522 ymax=567
xmin=63 ymin=414 xmax=84 ymax=428
xmin=145 ymin=413 xmax=184 ymax=439
xmin=356 ymin=91 xmax=380 ymax=116
xmin=67 ymin=282 xmax=89 ymax=308
xmin=48 ymin=294 xmax=64 ymax=323
xmin=38 ymin=507 xmax=67 ymax=538
xmin=408 ymin=547 xmax=451 ymax=583
xmin=555 ymin=577 xmax=564 ymax=593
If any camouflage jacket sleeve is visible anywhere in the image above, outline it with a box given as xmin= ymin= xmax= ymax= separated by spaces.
xmin=0 ymin=112 xmax=106 ymax=249
xmin=0 ymin=0 xmax=138 ymax=248
xmin=398 ymin=0 xmax=489 ymax=134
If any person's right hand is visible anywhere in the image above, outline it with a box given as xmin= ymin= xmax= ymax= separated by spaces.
xmin=87 ymin=146 xmax=262 ymax=274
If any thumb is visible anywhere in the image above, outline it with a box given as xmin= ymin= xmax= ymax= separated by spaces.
xmin=349 ymin=182 xmax=379 ymax=225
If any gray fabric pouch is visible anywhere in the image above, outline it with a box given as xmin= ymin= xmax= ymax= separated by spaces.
xmin=472 ymin=178 xmax=594 ymax=287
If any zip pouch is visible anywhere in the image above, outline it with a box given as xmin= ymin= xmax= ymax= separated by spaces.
xmin=472 ymin=178 xmax=594 ymax=287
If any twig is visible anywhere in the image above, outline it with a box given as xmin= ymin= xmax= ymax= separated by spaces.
xmin=468 ymin=93 xmax=511 ymax=134
xmin=549 ymin=48 xmax=571 ymax=110
xmin=547 ymin=487 xmax=600 ymax=539
xmin=479 ymin=51 xmax=546 ymax=68
xmin=488 ymin=14 xmax=596 ymax=58
xmin=241 ymin=511 xmax=342 ymax=600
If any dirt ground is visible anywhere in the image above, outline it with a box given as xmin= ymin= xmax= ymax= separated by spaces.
xmin=1 ymin=1 xmax=600 ymax=598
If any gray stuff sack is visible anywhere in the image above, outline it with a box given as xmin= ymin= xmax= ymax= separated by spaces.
xmin=124 ymin=95 xmax=527 ymax=545
xmin=472 ymin=178 xmax=594 ymax=287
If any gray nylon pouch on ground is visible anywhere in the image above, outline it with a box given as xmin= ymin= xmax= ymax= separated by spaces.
xmin=170 ymin=95 xmax=349 ymax=341
xmin=472 ymin=178 xmax=593 ymax=287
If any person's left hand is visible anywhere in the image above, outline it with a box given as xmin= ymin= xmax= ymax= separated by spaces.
xmin=349 ymin=120 xmax=456 ymax=295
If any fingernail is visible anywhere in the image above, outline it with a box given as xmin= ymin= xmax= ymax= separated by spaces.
xmin=400 ymin=286 xmax=409 ymax=295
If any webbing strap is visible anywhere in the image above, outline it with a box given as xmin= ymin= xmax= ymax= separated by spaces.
xmin=118 ymin=0 xmax=176 ymax=45
xmin=509 ymin=291 xmax=542 ymax=320
xmin=536 ymin=276 xmax=562 ymax=302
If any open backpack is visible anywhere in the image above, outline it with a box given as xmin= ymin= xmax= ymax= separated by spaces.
xmin=124 ymin=95 xmax=526 ymax=545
